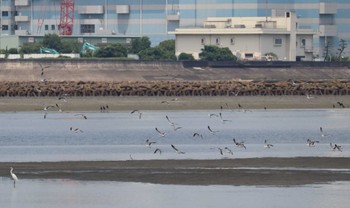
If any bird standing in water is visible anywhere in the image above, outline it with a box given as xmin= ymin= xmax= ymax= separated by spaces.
xmin=10 ymin=167 xmax=19 ymax=188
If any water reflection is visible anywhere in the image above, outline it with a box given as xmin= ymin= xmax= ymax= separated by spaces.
xmin=1 ymin=178 xmax=350 ymax=208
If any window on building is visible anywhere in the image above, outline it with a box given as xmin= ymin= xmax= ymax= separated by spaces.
xmin=11 ymin=25 xmax=18 ymax=30
xmin=301 ymin=39 xmax=306 ymax=47
xmin=11 ymin=11 xmax=18 ymax=16
xmin=81 ymin=24 xmax=95 ymax=33
xmin=274 ymin=38 xmax=282 ymax=46
xmin=51 ymin=25 xmax=55 ymax=30
xmin=245 ymin=53 xmax=253 ymax=58
xmin=201 ymin=38 xmax=205 ymax=45
xmin=2 ymin=25 xmax=9 ymax=30
xmin=2 ymin=11 xmax=9 ymax=17
xmin=45 ymin=25 xmax=49 ymax=31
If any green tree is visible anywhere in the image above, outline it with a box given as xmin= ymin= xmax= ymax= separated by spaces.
xmin=95 ymin=43 xmax=128 ymax=58
xmin=8 ymin=48 xmax=19 ymax=54
xmin=19 ymin=43 xmax=43 ymax=54
xmin=135 ymin=39 xmax=176 ymax=60
xmin=130 ymin=37 xmax=151 ymax=54
xmin=178 ymin=52 xmax=194 ymax=61
xmin=337 ymin=39 xmax=348 ymax=61
xmin=42 ymin=33 xmax=62 ymax=52
xmin=60 ymin=40 xmax=81 ymax=53
xmin=199 ymin=45 xmax=237 ymax=61
xmin=158 ymin=39 xmax=175 ymax=52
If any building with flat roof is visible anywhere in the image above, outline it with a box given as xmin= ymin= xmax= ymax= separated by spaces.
xmin=172 ymin=12 xmax=315 ymax=61
xmin=0 ymin=0 xmax=349 ymax=58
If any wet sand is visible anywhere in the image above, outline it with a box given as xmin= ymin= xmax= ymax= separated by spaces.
xmin=0 ymin=95 xmax=349 ymax=112
xmin=1 ymin=158 xmax=350 ymax=186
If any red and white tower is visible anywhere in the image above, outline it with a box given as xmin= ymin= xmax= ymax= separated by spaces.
xmin=59 ymin=0 xmax=75 ymax=35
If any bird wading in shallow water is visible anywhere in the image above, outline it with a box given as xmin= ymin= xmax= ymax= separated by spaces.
xmin=10 ymin=167 xmax=19 ymax=188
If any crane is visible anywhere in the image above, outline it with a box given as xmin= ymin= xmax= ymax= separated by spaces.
xmin=59 ymin=0 xmax=75 ymax=35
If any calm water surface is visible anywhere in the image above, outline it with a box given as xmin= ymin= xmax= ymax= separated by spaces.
xmin=0 ymin=109 xmax=349 ymax=161
xmin=0 ymin=178 xmax=350 ymax=208
xmin=1 ymin=109 xmax=350 ymax=208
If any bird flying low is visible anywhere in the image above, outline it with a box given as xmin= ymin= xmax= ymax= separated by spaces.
xmin=208 ymin=125 xmax=219 ymax=134
xmin=264 ymin=140 xmax=274 ymax=148
xmin=233 ymin=138 xmax=246 ymax=149
xmin=155 ymin=128 xmax=166 ymax=137
xmin=330 ymin=143 xmax=342 ymax=152
xmin=131 ymin=110 xmax=142 ymax=119
xmin=171 ymin=144 xmax=185 ymax=154
xmin=154 ymin=148 xmax=162 ymax=155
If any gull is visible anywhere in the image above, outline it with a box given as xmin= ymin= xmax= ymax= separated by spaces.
xmin=172 ymin=125 xmax=182 ymax=131
xmin=161 ymin=100 xmax=169 ymax=104
xmin=219 ymin=113 xmax=232 ymax=123
xmin=131 ymin=109 xmax=142 ymax=119
xmin=337 ymin=101 xmax=345 ymax=108
xmin=43 ymin=105 xmax=55 ymax=111
xmin=330 ymin=143 xmax=342 ymax=152
xmin=10 ymin=167 xmax=19 ymax=188
xmin=145 ymin=139 xmax=156 ymax=148
xmin=224 ymin=147 xmax=233 ymax=155
xmin=307 ymin=139 xmax=319 ymax=147
xmin=233 ymin=138 xmax=246 ymax=149
xmin=208 ymin=125 xmax=219 ymax=134
xmin=155 ymin=128 xmax=166 ymax=137
xmin=208 ymin=113 xmax=219 ymax=118
xmin=55 ymin=103 xmax=62 ymax=112
xmin=193 ymin=132 xmax=203 ymax=139
xmin=154 ymin=148 xmax=162 ymax=155
xmin=58 ymin=93 xmax=70 ymax=102
xmin=264 ymin=140 xmax=274 ymax=148
xmin=75 ymin=114 xmax=87 ymax=119
xmin=166 ymin=115 xmax=177 ymax=126
xmin=218 ymin=147 xmax=224 ymax=155
xmin=320 ymin=127 xmax=329 ymax=137
xmin=70 ymin=127 xmax=83 ymax=133
xmin=171 ymin=144 xmax=185 ymax=154
xmin=306 ymin=94 xmax=314 ymax=99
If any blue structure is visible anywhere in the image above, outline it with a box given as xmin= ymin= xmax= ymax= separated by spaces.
xmin=0 ymin=0 xmax=349 ymax=57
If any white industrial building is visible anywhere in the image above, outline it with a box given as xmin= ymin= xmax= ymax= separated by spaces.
xmin=171 ymin=12 xmax=315 ymax=61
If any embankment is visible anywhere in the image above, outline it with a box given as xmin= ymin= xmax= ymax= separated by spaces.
xmin=1 ymin=59 xmax=350 ymax=97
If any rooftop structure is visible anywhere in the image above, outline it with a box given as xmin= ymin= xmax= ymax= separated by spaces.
xmin=172 ymin=12 xmax=315 ymax=61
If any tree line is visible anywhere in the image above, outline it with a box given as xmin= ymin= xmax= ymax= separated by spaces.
xmin=0 ymin=33 xmax=239 ymax=61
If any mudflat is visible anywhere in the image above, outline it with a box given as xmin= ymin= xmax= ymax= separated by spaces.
xmin=0 ymin=95 xmax=349 ymax=112
xmin=1 ymin=158 xmax=350 ymax=186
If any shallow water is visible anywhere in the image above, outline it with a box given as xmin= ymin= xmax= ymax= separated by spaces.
xmin=0 ymin=109 xmax=349 ymax=162
xmin=1 ymin=178 xmax=350 ymax=208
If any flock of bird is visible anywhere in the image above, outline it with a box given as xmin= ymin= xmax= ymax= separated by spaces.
xmin=7 ymin=71 xmax=346 ymax=188
xmin=126 ymin=103 xmax=345 ymax=159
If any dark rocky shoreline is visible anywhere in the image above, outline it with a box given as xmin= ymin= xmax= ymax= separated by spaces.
xmin=1 ymin=80 xmax=350 ymax=97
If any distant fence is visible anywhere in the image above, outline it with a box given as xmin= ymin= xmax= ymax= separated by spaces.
xmin=182 ymin=61 xmax=350 ymax=68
